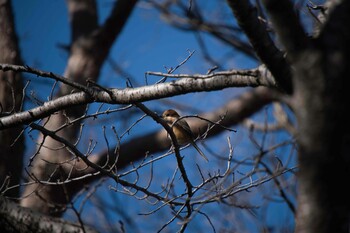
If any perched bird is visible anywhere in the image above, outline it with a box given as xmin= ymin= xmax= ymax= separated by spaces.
xmin=162 ymin=109 xmax=209 ymax=162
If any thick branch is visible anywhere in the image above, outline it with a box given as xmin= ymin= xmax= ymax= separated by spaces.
xmin=0 ymin=0 xmax=24 ymax=199
xmin=262 ymin=0 xmax=309 ymax=60
xmin=21 ymin=0 xmax=139 ymax=214
xmin=95 ymin=0 xmax=138 ymax=51
xmin=0 ymin=196 xmax=98 ymax=233
xmin=0 ymin=65 xmax=277 ymax=130
xmin=38 ymin=87 xmax=279 ymax=211
xmin=319 ymin=0 xmax=350 ymax=52
xmin=226 ymin=0 xmax=293 ymax=94
xmin=67 ymin=0 xmax=98 ymax=42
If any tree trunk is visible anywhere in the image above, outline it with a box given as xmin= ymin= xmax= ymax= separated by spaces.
xmin=293 ymin=1 xmax=350 ymax=232
xmin=0 ymin=0 xmax=24 ymax=199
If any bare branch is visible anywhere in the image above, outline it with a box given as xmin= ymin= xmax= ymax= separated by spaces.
xmin=0 ymin=64 xmax=92 ymax=94
xmin=261 ymin=0 xmax=309 ymax=60
xmin=0 ymin=65 xmax=277 ymax=129
xmin=98 ymin=87 xmax=280 ymax=170
xmin=0 ymin=0 xmax=24 ymax=199
xmin=0 ymin=196 xmax=98 ymax=233
xmin=66 ymin=0 xmax=98 ymax=42
xmin=226 ymin=0 xmax=293 ymax=93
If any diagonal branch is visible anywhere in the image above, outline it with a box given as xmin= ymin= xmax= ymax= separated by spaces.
xmin=0 ymin=64 xmax=92 ymax=94
xmin=226 ymin=0 xmax=293 ymax=94
xmin=95 ymin=87 xmax=280 ymax=170
xmin=151 ymin=1 xmax=256 ymax=58
xmin=0 ymin=65 xmax=277 ymax=130
xmin=94 ymin=0 xmax=138 ymax=51
xmin=24 ymin=87 xmax=279 ymax=221
xmin=261 ymin=0 xmax=309 ymax=60
xmin=21 ymin=0 xmax=138 ymax=214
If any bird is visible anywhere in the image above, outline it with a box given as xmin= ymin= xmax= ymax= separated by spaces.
xmin=161 ymin=109 xmax=209 ymax=162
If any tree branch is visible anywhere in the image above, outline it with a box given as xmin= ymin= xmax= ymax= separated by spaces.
xmin=96 ymin=87 xmax=280 ymax=170
xmin=0 ymin=196 xmax=98 ymax=233
xmin=67 ymin=0 xmax=98 ymax=42
xmin=261 ymin=0 xmax=309 ymax=60
xmin=226 ymin=0 xmax=293 ymax=94
xmin=95 ymin=0 xmax=138 ymax=51
xmin=20 ymin=0 xmax=137 ymax=214
xmin=0 ymin=65 xmax=277 ymax=129
xmin=19 ymin=87 xmax=278 ymax=220
xmin=0 ymin=0 xmax=24 ymax=199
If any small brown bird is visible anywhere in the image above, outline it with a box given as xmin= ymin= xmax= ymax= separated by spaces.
xmin=162 ymin=109 xmax=208 ymax=162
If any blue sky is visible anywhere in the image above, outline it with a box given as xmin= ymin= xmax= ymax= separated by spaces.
xmin=12 ymin=0 xmax=259 ymax=152
xmin=11 ymin=1 xmax=296 ymax=232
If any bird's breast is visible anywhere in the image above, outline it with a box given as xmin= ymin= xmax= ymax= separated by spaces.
xmin=172 ymin=125 xmax=191 ymax=145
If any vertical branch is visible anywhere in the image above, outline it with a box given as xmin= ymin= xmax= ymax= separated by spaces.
xmin=0 ymin=0 xmax=25 ymax=199
xmin=261 ymin=0 xmax=309 ymax=61
xmin=134 ymin=103 xmax=193 ymax=230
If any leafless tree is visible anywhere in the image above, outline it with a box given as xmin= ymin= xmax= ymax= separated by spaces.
xmin=1 ymin=0 xmax=349 ymax=232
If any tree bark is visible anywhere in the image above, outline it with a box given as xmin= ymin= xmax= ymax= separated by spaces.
xmin=294 ymin=1 xmax=350 ymax=232
xmin=0 ymin=0 xmax=24 ymax=199
xmin=0 ymin=196 xmax=98 ymax=233
xmin=261 ymin=0 xmax=350 ymax=232
xmin=20 ymin=0 xmax=139 ymax=216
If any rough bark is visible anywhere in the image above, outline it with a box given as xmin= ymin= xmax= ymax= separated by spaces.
xmin=2 ymin=0 xmax=350 ymax=232
xmin=261 ymin=0 xmax=350 ymax=232
xmin=294 ymin=2 xmax=350 ymax=232
xmin=0 ymin=196 xmax=98 ymax=233
xmin=0 ymin=65 xmax=276 ymax=129
xmin=0 ymin=0 xmax=24 ymax=199
xmin=226 ymin=0 xmax=293 ymax=93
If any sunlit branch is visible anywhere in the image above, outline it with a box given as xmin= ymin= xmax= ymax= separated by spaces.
xmin=0 ymin=64 xmax=277 ymax=129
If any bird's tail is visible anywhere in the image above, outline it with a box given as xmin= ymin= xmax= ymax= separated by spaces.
xmin=191 ymin=141 xmax=209 ymax=162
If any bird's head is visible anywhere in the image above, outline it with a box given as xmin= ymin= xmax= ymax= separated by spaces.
xmin=162 ymin=109 xmax=180 ymax=123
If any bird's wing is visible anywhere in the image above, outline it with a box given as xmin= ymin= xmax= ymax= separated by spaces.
xmin=176 ymin=119 xmax=193 ymax=137
xmin=191 ymin=141 xmax=209 ymax=162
